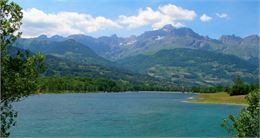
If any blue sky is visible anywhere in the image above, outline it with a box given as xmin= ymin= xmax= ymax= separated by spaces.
xmin=13 ymin=0 xmax=259 ymax=38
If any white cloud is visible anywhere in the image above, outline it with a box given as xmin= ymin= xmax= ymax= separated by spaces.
xmin=21 ymin=8 xmax=121 ymax=37
xmin=200 ymin=14 xmax=212 ymax=22
xmin=118 ymin=7 xmax=162 ymax=28
xmin=118 ymin=4 xmax=196 ymax=29
xmin=21 ymin=4 xmax=197 ymax=37
xmin=216 ymin=13 xmax=228 ymax=18
xmin=158 ymin=4 xmax=196 ymax=20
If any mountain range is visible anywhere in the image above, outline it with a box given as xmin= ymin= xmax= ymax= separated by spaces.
xmin=33 ymin=24 xmax=259 ymax=61
xmin=12 ymin=24 xmax=259 ymax=86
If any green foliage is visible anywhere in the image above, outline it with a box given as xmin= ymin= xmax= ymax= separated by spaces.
xmin=37 ymin=76 xmax=182 ymax=93
xmin=32 ymin=76 xmax=260 ymax=94
xmin=221 ymin=89 xmax=259 ymax=137
xmin=228 ymin=78 xmax=258 ymax=96
xmin=191 ymin=85 xmax=228 ymax=93
xmin=1 ymin=51 xmax=45 ymax=102
xmin=1 ymin=0 xmax=44 ymax=136
xmin=0 ymin=0 xmax=22 ymax=49
xmin=38 ymin=77 xmax=117 ymax=92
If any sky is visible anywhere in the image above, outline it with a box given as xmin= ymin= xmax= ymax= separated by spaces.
xmin=12 ymin=0 xmax=260 ymax=39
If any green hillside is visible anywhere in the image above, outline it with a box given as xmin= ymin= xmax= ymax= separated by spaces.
xmin=118 ymin=48 xmax=258 ymax=86
xmin=13 ymin=38 xmax=112 ymax=66
xmin=8 ymin=46 xmax=168 ymax=87
xmin=43 ymin=55 xmax=165 ymax=85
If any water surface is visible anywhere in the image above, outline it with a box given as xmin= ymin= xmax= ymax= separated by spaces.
xmin=11 ymin=92 xmax=241 ymax=137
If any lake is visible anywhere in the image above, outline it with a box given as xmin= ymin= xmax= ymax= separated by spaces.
xmin=11 ymin=92 xmax=241 ymax=137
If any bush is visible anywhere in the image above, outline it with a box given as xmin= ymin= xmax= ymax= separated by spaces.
xmin=221 ymin=89 xmax=259 ymax=137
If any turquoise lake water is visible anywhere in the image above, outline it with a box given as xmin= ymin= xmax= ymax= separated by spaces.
xmin=11 ymin=92 xmax=242 ymax=137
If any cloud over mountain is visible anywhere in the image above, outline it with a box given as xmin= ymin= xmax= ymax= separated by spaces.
xmin=118 ymin=4 xmax=196 ymax=29
xmin=21 ymin=4 xmax=197 ymax=37
xmin=22 ymin=8 xmax=121 ymax=37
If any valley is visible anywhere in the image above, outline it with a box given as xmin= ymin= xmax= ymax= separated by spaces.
xmin=12 ymin=24 xmax=259 ymax=89
xmin=2 ymin=0 xmax=259 ymax=137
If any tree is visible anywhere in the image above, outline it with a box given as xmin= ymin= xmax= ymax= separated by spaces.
xmin=221 ymin=89 xmax=259 ymax=137
xmin=1 ymin=0 xmax=45 ymax=136
xmin=229 ymin=77 xmax=250 ymax=96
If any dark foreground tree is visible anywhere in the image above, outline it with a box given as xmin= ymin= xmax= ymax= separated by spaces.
xmin=221 ymin=89 xmax=259 ymax=137
xmin=1 ymin=0 xmax=44 ymax=136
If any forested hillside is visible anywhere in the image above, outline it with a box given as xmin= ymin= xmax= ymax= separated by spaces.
xmin=118 ymin=48 xmax=258 ymax=86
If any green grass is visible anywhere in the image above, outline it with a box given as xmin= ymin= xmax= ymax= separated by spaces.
xmin=190 ymin=92 xmax=247 ymax=105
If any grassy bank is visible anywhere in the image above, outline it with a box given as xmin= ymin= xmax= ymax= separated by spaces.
xmin=189 ymin=92 xmax=247 ymax=105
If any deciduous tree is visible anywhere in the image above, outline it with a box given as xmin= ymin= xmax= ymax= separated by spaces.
xmin=221 ymin=89 xmax=259 ymax=137
xmin=1 ymin=0 xmax=44 ymax=136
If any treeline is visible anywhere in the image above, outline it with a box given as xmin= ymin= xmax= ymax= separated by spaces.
xmin=37 ymin=76 xmax=258 ymax=94
xmin=227 ymin=78 xmax=258 ymax=96
xmin=37 ymin=76 xmax=181 ymax=93
xmin=191 ymin=78 xmax=259 ymax=95
xmin=190 ymin=86 xmax=229 ymax=93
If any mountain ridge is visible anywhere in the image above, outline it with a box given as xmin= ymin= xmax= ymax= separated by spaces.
xmin=22 ymin=24 xmax=259 ymax=61
xmin=13 ymin=24 xmax=259 ymax=86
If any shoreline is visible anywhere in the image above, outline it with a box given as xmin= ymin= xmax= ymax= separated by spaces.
xmin=139 ymin=91 xmax=198 ymax=94
xmin=32 ymin=91 xmax=247 ymax=106
xmin=185 ymin=92 xmax=248 ymax=106
xmin=32 ymin=91 xmax=198 ymax=96
xmin=184 ymin=99 xmax=248 ymax=106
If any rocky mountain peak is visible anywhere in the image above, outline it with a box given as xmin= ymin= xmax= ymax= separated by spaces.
xmin=161 ymin=24 xmax=175 ymax=32
xmin=220 ymin=34 xmax=242 ymax=45
xmin=37 ymin=34 xmax=48 ymax=39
